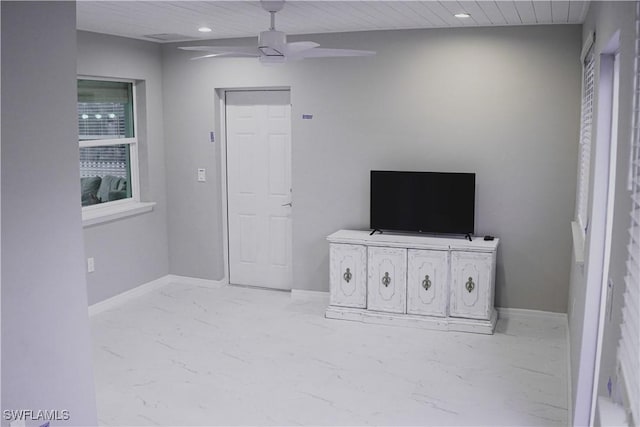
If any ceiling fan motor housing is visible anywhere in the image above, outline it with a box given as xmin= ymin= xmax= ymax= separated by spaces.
xmin=258 ymin=30 xmax=287 ymax=62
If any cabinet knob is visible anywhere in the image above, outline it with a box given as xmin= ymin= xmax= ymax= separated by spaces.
xmin=381 ymin=272 xmax=391 ymax=287
xmin=343 ymin=268 xmax=352 ymax=283
xmin=422 ymin=274 xmax=431 ymax=291
xmin=465 ymin=277 xmax=475 ymax=293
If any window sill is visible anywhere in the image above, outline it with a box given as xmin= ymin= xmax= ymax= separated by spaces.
xmin=571 ymin=221 xmax=585 ymax=265
xmin=82 ymin=201 xmax=155 ymax=228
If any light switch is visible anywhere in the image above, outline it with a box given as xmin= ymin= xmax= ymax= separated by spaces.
xmin=197 ymin=168 xmax=206 ymax=182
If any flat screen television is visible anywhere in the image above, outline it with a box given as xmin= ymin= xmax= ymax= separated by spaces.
xmin=370 ymin=171 xmax=475 ymax=235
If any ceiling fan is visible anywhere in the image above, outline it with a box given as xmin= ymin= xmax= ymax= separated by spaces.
xmin=179 ymin=0 xmax=376 ymax=64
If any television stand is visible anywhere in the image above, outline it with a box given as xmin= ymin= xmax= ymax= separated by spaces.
xmin=326 ymin=230 xmax=499 ymax=334
xmin=465 ymin=233 xmax=473 ymax=242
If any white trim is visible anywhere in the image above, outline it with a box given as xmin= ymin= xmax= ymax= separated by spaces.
xmin=130 ymin=82 xmax=141 ymax=202
xmin=78 ymin=75 xmax=136 ymax=84
xmin=88 ymin=274 xmax=227 ymax=316
xmin=567 ymin=315 xmax=574 ymax=427
xmin=592 ymin=47 xmax=621 ymax=425
xmin=219 ymin=87 xmax=292 ymax=289
xmin=291 ymin=289 xmax=330 ymax=302
xmin=89 ymin=275 xmax=171 ymax=316
xmin=575 ymin=35 xmax=621 ymax=426
xmin=166 ymin=274 xmax=227 ymax=288
xmin=218 ymin=89 xmax=230 ymax=286
xmin=79 ymin=78 xmax=142 ymax=214
xmin=79 ymin=137 xmax=136 ymax=148
xmin=82 ymin=201 xmax=155 ymax=227
xmin=581 ymin=32 xmax=596 ymax=63
xmin=496 ymin=307 xmax=568 ymax=321
xmin=572 ymin=220 xmax=586 ymax=264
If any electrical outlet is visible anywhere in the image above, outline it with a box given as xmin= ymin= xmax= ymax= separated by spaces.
xmin=197 ymin=168 xmax=206 ymax=182
xmin=87 ymin=257 xmax=95 ymax=273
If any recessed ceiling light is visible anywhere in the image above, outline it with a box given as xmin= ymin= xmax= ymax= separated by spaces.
xmin=454 ymin=13 xmax=471 ymax=18
xmin=198 ymin=27 xmax=212 ymax=33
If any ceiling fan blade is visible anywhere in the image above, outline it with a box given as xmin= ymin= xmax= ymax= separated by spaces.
xmin=190 ymin=52 xmax=261 ymax=60
xmin=179 ymin=46 xmax=260 ymax=55
xmin=283 ymin=41 xmax=320 ymax=55
xmin=291 ymin=48 xmax=376 ymax=59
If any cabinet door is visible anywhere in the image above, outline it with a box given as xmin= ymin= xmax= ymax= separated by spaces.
xmin=450 ymin=251 xmax=494 ymax=320
xmin=407 ymin=249 xmax=449 ymax=317
xmin=367 ymin=247 xmax=407 ymax=314
xmin=329 ymin=243 xmax=367 ymax=308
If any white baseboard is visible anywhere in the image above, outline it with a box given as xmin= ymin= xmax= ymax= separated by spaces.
xmin=166 ymin=274 xmax=227 ymax=288
xmin=565 ymin=316 xmax=573 ymax=427
xmin=89 ymin=275 xmax=171 ymax=317
xmin=89 ymin=274 xmax=227 ymax=317
xmin=497 ymin=307 xmax=568 ymax=321
xmin=291 ymin=289 xmax=330 ymax=302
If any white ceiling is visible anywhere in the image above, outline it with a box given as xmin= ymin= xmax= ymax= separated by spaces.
xmin=76 ymin=1 xmax=590 ymax=43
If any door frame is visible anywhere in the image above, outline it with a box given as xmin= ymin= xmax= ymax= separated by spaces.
xmin=216 ymin=86 xmax=292 ymax=289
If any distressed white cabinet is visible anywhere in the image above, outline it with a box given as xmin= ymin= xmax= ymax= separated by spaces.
xmin=450 ymin=251 xmax=494 ymax=320
xmin=367 ymin=247 xmax=407 ymax=314
xmin=329 ymin=243 xmax=367 ymax=308
xmin=407 ymin=249 xmax=449 ymax=317
xmin=326 ymin=230 xmax=499 ymax=334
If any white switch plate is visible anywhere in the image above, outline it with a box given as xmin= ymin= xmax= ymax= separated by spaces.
xmin=9 ymin=420 xmax=26 ymax=427
xmin=87 ymin=257 xmax=95 ymax=273
xmin=197 ymin=168 xmax=206 ymax=182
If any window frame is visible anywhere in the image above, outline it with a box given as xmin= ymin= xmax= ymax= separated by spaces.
xmin=576 ymin=42 xmax=596 ymax=238
xmin=78 ymin=76 xmax=141 ymax=213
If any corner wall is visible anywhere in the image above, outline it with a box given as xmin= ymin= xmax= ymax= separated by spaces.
xmin=162 ymin=24 xmax=581 ymax=312
xmin=1 ymin=2 xmax=97 ymax=424
xmin=77 ymin=31 xmax=170 ymax=305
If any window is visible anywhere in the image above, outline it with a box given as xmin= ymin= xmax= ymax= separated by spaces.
xmin=78 ymin=79 xmax=139 ymax=208
xmin=576 ymin=42 xmax=596 ymax=235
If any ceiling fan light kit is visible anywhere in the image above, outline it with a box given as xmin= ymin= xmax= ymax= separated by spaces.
xmin=179 ymin=0 xmax=375 ymax=64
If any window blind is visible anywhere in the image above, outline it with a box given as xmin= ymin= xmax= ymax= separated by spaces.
xmin=78 ymin=102 xmax=127 ymax=140
xmin=79 ymin=145 xmax=130 ymax=179
xmin=77 ymin=79 xmax=134 ymax=140
xmin=617 ymin=1 xmax=640 ymax=423
xmin=577 ymin=47 xmax=596 ymax=233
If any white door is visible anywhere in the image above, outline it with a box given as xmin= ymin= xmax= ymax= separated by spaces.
xmin=226 ymin=90 xmax=292 ymax=290
xmin=329 ymin=243 xmax=367 ymax=308
xmin=407 ymin=249 xmax=449 ymax=317
xmin=367 ymin=247 xmax=407 ymax=314
xmin=449 ymin=251 xmax=493 ymax=320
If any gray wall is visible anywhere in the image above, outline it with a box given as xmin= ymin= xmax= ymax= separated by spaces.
xmin=78 ymin=31 xmax=170 ymax=304
xmin=567 ymin=1 xmax=636 ymax=424
xmin=163 ymin=24 xmax=581 ymax=312
xmin=1 ymin=2 xmax=97 ymax=425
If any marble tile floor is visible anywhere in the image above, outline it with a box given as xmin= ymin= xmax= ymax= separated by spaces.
xmin=90 ymin=280 xmax=569 ymax=426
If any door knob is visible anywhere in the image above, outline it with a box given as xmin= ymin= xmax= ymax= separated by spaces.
xmin=281 ymin=202 xmax=292 ymax=207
